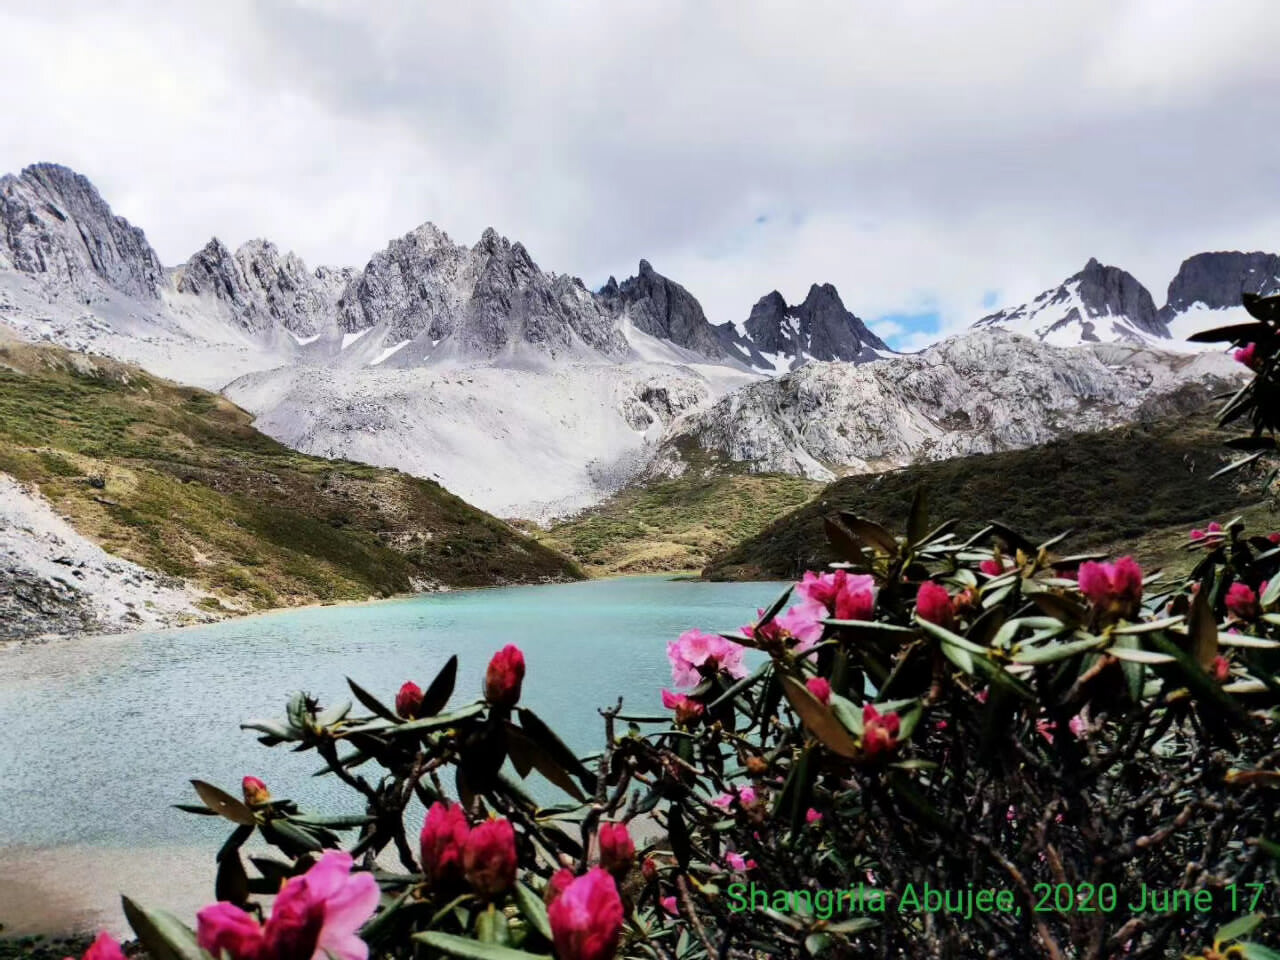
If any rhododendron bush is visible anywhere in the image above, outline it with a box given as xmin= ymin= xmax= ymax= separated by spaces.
xmin=111 ymin=297 xmax=1280 ymax=959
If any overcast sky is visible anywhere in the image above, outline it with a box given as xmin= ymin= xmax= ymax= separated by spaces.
xmin=3 ymin=0 xmax=1278 ymax=349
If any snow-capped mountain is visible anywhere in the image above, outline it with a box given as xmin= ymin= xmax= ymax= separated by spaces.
xmin=723 ymin=284 xmax=893 ymax=372
xmin=0 ymin=161 xmax=1256 ymax=520
xmin=974 ymin=254 xmax=1280 ymax=349
xmin=1157 ymin=251 xmax=1280 ymax=342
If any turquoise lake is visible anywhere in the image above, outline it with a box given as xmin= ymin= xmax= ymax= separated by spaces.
xmin=0 ymin=576 xmax=787 ymax=852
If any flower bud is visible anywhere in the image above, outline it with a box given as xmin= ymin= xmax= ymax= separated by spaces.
xmin=484 ymin=645 xmax=526 ymax=708
xmin=915 ymin=581 xmax=955 ymax=629
xmin=661 ymin=689 xmax=705 ymax=726
xmin=745 ymin=755 xmax=768 ymax=775
xmin=463 ymin=817 xmax=518 ymax=898
xmin=420 ymin=801 xmax=469 ymax=887
xmin=548 ymin=868 xmax=624 ymax=960
xmin=861 ymin=704 xmax=900 ymax=760
xmin=1212 ymin=655 xmax=1231 ymax=683
xmin=545 ymin=867 xmax=575 ymax=906
xmin=395 ymin=681 xmax=424 ymax=719
xmin=805 ymin=677 xmax=831 ymax=705
xmin=597 ymin=821 xmax=635 ymax=877
xmin=1226 ymin=582 xmax=1262 ymax=621
xmin=241 ymin=776 xmax=271 ymax=807
xmin=641 ymin=857 xmax=658 ymax=882
xmin=76 ymin=932 xmax=126 ymax=960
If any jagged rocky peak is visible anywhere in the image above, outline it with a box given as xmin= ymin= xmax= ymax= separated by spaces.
xmin=337 ymin=222 xmax=629 ymax=360
xmin=1159 ymin=251 xmax=1280 ymax=319
xmin=737 ymin=283 xmax=890 ymax=368
xmin=0 ymin=162 xmax=165 ymax=299
xmin=175 ymin=236 xmax=339 ymax=337
xmin=599 ymin=259 xmax=729 ymax=359
xmin=975 ymin=258 xmax=1166 ymax=347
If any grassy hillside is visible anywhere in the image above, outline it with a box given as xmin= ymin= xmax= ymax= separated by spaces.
xmin=0 ymin=337 xmax=582 ymax=611
xmin=536 ymin=458 xmax=823 ymax=576
xmin=704 ymin=406 xmax=1273 ymax=581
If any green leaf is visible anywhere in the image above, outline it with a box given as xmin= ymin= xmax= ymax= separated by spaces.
xmin=781 ymin=675 xmax=859 ymax=758
xmin=518 ymin=708 xmax=597 ymax=793
xmin=260 ymin=818 xmax=326 ymax=855
xmin=1210 ymin=452 xmax=1265 ymax=480
xmin=1219 ymin=633 xmax=1280 ymax=648
xmin=828 ymin=693 xmax=864 ymax=736
xmin=1238 ymin=944 xmax=1280 ymax=960
xmin=191 ymin=780 xmax=256 ymax=825
xmin=1012 ymin=635 xmax=1106 ymax=664
xmin=837 ymin=512 xmax=899 ymax=555
xmin=215 ymin=848 xmax=249 ymax=906
xmin=1106 ymin=646 xmax=1175 ymax=664
xmin=825 ymin=917 xmax=879 ymax=935
xmin=915 ymin=616 xmax=988 ymax=654
xmin=906 ymin=487 xmax=929 ymax=547
xmin=393 ymin=702 xmax=486 ymax=733
xmin=1187 ymin=319 xmax=1271 ymax=343
xmin=239 ymin=718 xmax=299 ymax=741
xmin=708 ymin=661 xmax=771 ymax=710
xmin=1187 ymin=588 xmax=1219 ymax=669
xmin=1216 ymin=913 xmax=1266 ymax=943
xmin=346 ymin=677 xmax=400 ymax=721
xmin=823 ymin=516 xmax=869 ymax=564
xmin=421 ymin=655 xmax=459 ymax=717
xmin=315 ymin=699 xmax=352 ymax=727
xmin=896 ymin=703 xmax=923 ymax=741
xmin=121 ymin=897 xmax=205 ymax=960
xmin=413 ymin=932 xmax=551 ymax=960
xmin=1262 ymin=576 xmax=1280 ymax=610
xmin=513 ymin=881 xmax=553 ymax=942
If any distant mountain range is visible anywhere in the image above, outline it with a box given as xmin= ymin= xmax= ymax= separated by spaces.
xmin=0 ymin=161 xmax=1259 ymax=519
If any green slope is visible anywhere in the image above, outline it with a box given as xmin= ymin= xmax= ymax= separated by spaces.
xmin=536 ymin=470 xmax=824 ymax=576
xmin=703 ymin=406 xmax=1273 ymax=581
xmin=0 ymin=337 xmax=582 ymax=611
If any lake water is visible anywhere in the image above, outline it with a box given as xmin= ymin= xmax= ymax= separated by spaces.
xmin=0 ymin=575 xmax=785 ymax=935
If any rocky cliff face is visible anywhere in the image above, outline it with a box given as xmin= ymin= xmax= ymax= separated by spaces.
xmin=1158 ymin=251 xmax=1280 ymax=320
xmin=737 ymin=283 xmax=891 ymax=368
xmin=335 ymin=224 xmax=629 ymax=361
xmin=653 ymin=329 xmax=1242 ymax=482
xmin=974 ymin=258 xmax=1167 ymax=346
xmin=599 ymin=260 xmax=731 ymax=360
xmin=175 ymin=237 xmax=344 ymax=336
xmin=0 ymin=163 xmax=164 ymax=299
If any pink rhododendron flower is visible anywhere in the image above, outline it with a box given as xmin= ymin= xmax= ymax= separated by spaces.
xmin=241 ymin=776 xmax=270 ymax=806
xmin=196 ymin=851 xmax=378 ymax=960
xmin=597 ymin=821 xmax=635 ymax=877
xmin=547 ymin=868 xmax=625 ymax=960
xmin=915 ymin=581 xmax=955 ymax=629
xmin=666 ymin=629 xmax=748 ymax=688
xmin=1036 ymin=718 xmax=1056 ymax=744
xmin=805 ymin=676 xmax=832 ymax=704
xmin=979 ymin=557 xmax=1009 ymax=576
xmin=1212 ymin=655 xmax=1231 ymax=683
xmin=711 ymin=785 xmax=757 ymax=809
xmin=1226 ymin=581 xmax=1265 ymax=620
xmin=1234 ymin=342 xmax=1260 ymax=369
xmin=796 ymin=570 xmax=877 ymax=620
xmin=660 ymin=688 xmax=705 ymax=725
xmin=420 ymin=800 xmax=470 ymax=887
xmin=661 ymin=896 xmax=680 ymax=917
xmin=395 ymin=681 xmax=424 ymax=719
xmin=65 ymin=932 xmax=125 ymax=960
xmin=805 ymin=808 xmax=823 ymax=824
xmin=1269 ymin=532 xmax=1280 ymax=544
xmin=743 ymin=601 xmax=827 ymax=653
xmin=1077 ymin=556 xmax=1144 ymax=618
xmin=1069 ymin=714 xmax=1086 ymax=737
xmin=484 ymin=645 xmax=525 ymax=707
xmin=862 ymin=704 xmax=900 ymax=760
xmin=724 ymin=851 xmax=756 ymax=872
xmin=463 ymin=818 xmax=518 ymax=898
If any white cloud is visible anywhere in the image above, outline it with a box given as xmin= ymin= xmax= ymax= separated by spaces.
xmin=2 ymin=0 xmax=1278 ymax=341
